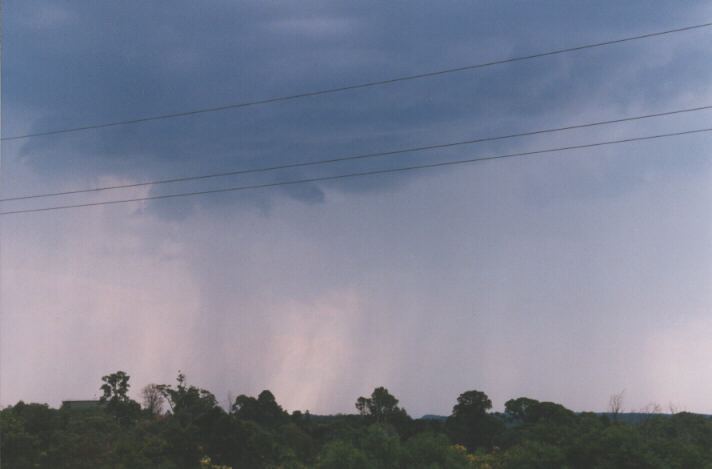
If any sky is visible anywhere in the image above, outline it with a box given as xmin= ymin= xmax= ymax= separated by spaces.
xmin=1 ymin=1 xmax=711 ymax=417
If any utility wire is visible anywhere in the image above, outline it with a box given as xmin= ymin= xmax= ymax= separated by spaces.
xmin=2 ymin=21 xmax=711 ymax=142
xmin=3 ymin=103 xmax=711 ymax=202
xmin=2 ymin=126 xmax=711 ymax=216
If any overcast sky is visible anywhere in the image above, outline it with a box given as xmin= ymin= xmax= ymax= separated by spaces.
xmin=1 ymin=1 xmax=711 ymax=417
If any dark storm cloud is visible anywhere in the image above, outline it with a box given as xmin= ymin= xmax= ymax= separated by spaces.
xmin=5 ymin=0 xmax=710 ymax=214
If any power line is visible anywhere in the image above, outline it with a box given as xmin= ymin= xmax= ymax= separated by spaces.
xmin=2 ymin=21 xmax=711 ymax=142
xmin=4 ymin=103 xmax=711 ymax=203
xmin=2 ymin=126 xmax=710 ymax=216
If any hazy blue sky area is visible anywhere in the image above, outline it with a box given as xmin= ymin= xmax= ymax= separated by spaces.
xmin=1 ymin=1 xmax=711 ymax=416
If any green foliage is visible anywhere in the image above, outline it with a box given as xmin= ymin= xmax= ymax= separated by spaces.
xmin=99 ymin=371 xmax=141 ymax=424
xmin=4 ymin=372 xmax=712 ymax=468
xmin=453 ymin=391 xmax=492 ymax=419
xmin=316 ymin=440 xmax=373 ymax=469
xmin=401 ymin=432 xmax=471 ymax=469
xmin=233 ymin=390 xmax=290 ymax=428
xmin=500 ymin=440 xmax=566 ymax=469
xmin=447 ymin=390 xmax=503 ymax=451
xmin=504 ymin=397 xmax=539 ymax=424
xmin=355 ymin=387 xmax=409 ymax=425
xmin=361 ymin=425 xmax=401 ymax=469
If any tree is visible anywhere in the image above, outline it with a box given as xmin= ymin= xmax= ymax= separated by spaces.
xmin=369 ymin=387 xmax=399 ymax=423
xmin=157 ymin=372 xmax=221 ymax=421
xmin=504 ymin=397 xmax=540 ymax=423
xmin=505 ymin=397 xmax=575 ymax=427
xmin=156 ymin=372 xmax=230 ymax=465
xmin=500 ymin=440 xmax=566 ymax=468
xmin=401 ymin=432 xmax=471 ymax=469
xmin=100 ymin=371 xmax=131 ymax=405
xmin=447 ymin=390 xmax=502 ymax=451
xmin=355 ymin=396 xmax=370 ymax=417
xmin=523 ymin=401 xmax=575 ymax=426
xmin=142 ymin=383 xmax=165 ymax=415
xmin=608 ymin=390 xmax=625 ymax=423
xmin=452 ymin=390 xmax=492 ymax=420
xmin=99 ymin=371 xmax=140 ymax=423
xmin=354 ymin=387 xmax=407 ymax=424
xmin=361 ymin=424 xmax=401 ymax=468
xmin=232 ymin=390 xmax=289 ymax=427
xmin=316 ymin=440 xmax=372 ymax=469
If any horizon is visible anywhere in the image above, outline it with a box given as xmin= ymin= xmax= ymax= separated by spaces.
xmin=7 ymin=372 xmax=705 ymax=419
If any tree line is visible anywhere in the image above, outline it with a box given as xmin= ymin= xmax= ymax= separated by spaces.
xmin=2 ymin=370 xmax=712 ymax=468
